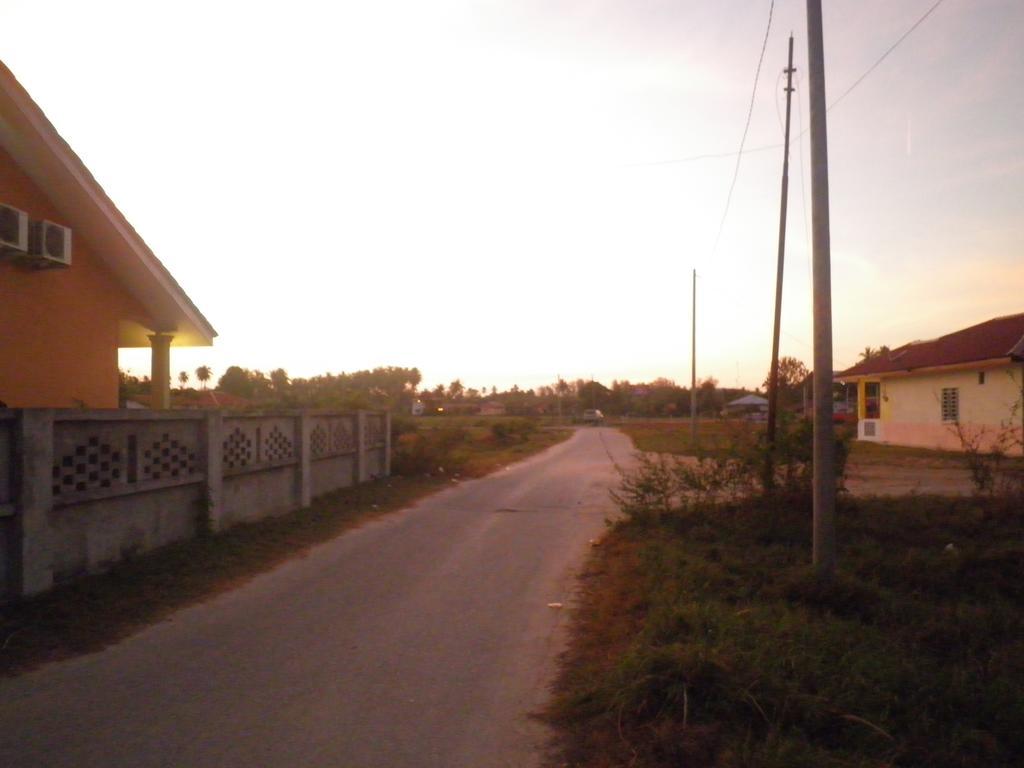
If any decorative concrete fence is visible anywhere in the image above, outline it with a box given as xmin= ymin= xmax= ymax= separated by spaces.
xmin=0 ymin=409 xmax=390 ymax=600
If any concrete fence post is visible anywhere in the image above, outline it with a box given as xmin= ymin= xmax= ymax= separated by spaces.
xmin=15 ymin=409 xmax=55 ymax=596
xmin=201 ymin=411 xmax=225 ymax=532
xmin=297 ymin=412 xmax=312 ymax=508
xmin=355 ymin=410 xmax=368 ymax=484
xmin=383 ymin=411 xmax=392 ymax=477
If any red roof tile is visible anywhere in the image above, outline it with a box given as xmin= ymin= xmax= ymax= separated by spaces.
xmin=838 ymin=313 xmax=1024 ymax=378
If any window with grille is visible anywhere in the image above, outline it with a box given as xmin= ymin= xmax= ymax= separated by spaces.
xmin=941 ymin=388 xmax=959 ymax=422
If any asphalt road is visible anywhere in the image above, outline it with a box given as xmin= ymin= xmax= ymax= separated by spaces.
xmin=0 ymin=427 xmax=635 ymax=768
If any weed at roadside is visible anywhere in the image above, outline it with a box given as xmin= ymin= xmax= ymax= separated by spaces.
xmin=547 ymin=465 xmax=1024 ymax=767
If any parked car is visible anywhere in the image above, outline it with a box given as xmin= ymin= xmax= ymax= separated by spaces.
xmin=581 ymin=409 xmax=605 ymax=425
xmin=832 ymin=400 xmax=856 ymax=424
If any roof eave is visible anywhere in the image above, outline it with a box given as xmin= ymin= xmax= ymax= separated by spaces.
xmin=837 ymin=357 xmax=1015 ymax=382
xmin=0 ymin=61 xmax=216 ymax=346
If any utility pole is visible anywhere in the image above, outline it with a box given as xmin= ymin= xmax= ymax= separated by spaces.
xmin=806 ymin=0 xmax=836 ymax=580
xmin=690 ymin=268 xmax=697 ymax=442
xmin=765 ymin=40 xmax=794 ymax=450
xmin=556 ymin=374 xmax=562 ymax=424
xmin=765 ymin=36 xmax=796 ymax=490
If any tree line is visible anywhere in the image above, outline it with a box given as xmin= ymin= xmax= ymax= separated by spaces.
xmin=120 ymin=355 xmax=816 ymax=416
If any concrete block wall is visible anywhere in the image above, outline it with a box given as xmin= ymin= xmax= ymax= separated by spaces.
xmin=2 ymin=408 xmax=390 ymax=599
xmin=0 ymin=413 xmax=14 ymax=599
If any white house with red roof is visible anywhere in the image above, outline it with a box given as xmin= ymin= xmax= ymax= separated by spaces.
xmin=836 ymin=313 xmax=1024 ymax=454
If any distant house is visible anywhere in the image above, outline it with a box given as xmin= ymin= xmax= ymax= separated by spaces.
xmin=411 ymin=400 xmax=425 ymax=416
xmin=479 ymin=400 xmax=506 ymax=417
xmin=0 ymin=62 xmax=215 ymax=409
xmin=724 ymin=394 xmax=769 ymax=418
xmin=836 ymin=313 xmax=1024 ymax=454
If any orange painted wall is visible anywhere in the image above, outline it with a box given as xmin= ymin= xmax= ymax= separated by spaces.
xmin=0 ymin=146 xmax=153 ymax=408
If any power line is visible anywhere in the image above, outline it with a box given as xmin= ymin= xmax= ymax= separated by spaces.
xmin=628 ymin=0 xmax=948 ymax=170
xmin=828 ymin=0 xmax=948 ymax=111
xmin=773 ymin=67 xmax=787 ymax=137
xmin=795 ymin=72 xmax=811 ymax=278
xmin=621 ymin=143 xmax=778 ymax=168
xmin=710 ymin=0 xmax=776 ymax=257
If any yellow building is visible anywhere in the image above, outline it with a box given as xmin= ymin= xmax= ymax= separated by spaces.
xmin=0 ymin=62 xmax=214 ymax=408
xmin=837 ymin=314 xmax=1024 ymax=454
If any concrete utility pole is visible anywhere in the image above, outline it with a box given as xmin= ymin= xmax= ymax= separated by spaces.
xmin=767 ymin=35 xmax=796 ymax=455
xmin=806 ymin=0 xmax=836 ymax=579
xmin=690 ymin=268 xmax=697 ymax=442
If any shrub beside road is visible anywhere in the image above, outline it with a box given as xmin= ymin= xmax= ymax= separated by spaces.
xmin=547 ymin=421 xmax=1024 ymax=767
xmin=549 ymin=491 xmax=1024 ymax=767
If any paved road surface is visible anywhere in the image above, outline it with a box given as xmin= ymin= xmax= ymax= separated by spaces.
xmin=0 ymin=427 xmax=635 ymax=768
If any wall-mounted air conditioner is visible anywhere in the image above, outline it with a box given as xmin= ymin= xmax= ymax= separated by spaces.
xmin=0 ymin=203 xmax=29 ymax=254
xmin=26 ymin=219 xmax=72 ymax=268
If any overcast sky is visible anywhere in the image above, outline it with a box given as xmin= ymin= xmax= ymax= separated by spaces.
xmin=2 ymin=0 xmax=1022 ymax=391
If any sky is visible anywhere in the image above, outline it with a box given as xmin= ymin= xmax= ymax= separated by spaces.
xmin=2 ymin=0 xmax=1022 ymax=392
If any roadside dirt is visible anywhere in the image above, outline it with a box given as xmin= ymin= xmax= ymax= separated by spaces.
xmin=844 ymin=460 xmax=973 ymax=496
xmin=642 ymin=451 xmax=976 ymax=497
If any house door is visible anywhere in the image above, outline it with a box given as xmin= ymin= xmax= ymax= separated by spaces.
xmin=864 ymin=382 xmax=881 ymax=419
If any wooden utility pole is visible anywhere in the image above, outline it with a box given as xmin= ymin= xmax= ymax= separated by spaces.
xmin=690 ymin=268 xmax=697 ymax=442
xmin=806 ymin=0 xmax=836 ymax=579
xmin=767 ymin=36 xmax=796 ymax=454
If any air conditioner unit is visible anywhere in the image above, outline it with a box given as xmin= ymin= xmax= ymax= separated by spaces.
xmin=25 ymin=219 xmax=72 ymax=268
xmin=0 ymin=203 xmax=29 ymax=254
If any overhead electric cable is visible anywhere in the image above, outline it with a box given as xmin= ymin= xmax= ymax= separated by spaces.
xmin=828 ymin=0 xmax=948 ymax=111
xmin=795 ymin=72 xmax=811 ymax=274
xmin=710 ymin=0 xmax=776 ymax=257
xmin=629 ymin=0 xmax=948 ymax=170
xmin=622 ymin=143 xmax=778 ymax=168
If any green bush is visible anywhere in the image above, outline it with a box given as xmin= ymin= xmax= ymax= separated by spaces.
xmin=613 ymin=418 xmax=849 ymax=524
xmin=489 ymin=418 xmax=537 ymax=444
xmin=391 ymin=425 xmax=468 ymax=476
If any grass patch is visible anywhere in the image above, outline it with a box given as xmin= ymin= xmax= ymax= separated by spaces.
xmin=617 ymin=418 xmax=1024 ymax=472
xmin=847 ymin=440 xmax=987 ymax=468
xmin=1 ymin=425 xmax=571 ymax=677
xmin=547 ymin=494 xmax=1024 ymax=767
xmin=616 ymin=419 xmax=759 ymax=459
xmin=392 ymin=416 xmax=569 ymax=477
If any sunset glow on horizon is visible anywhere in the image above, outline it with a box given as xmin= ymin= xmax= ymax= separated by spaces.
xmin=2 ymin=0 xmax=1021 ymax=392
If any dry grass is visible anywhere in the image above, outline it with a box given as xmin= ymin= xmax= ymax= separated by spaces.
xmin=617 ymin=418 xmax=1024 ymax=470
xmin=547 ymin=492 xmax=1024 ymax=767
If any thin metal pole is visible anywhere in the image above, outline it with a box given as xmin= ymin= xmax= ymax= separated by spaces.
xmin=557 ymin=374 xmax=562 ymax=424
xmin=690 ymin=268 xmax=697 ymax=442
xmin=767 ymin=36 xmax=796 ymax=453
xmin=806 ymin=0 xmax=836 ymax=579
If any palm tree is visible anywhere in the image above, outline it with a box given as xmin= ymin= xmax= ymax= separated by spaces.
xmin=859 ymin=346 xmax=876 ymax=362
xmin=195 ymin=365 xmax=212 ymax=390
xmin=269 ymin=368 xmax=290 ymax=394
xmin=178 ymin=371 xmax=189 ymax=390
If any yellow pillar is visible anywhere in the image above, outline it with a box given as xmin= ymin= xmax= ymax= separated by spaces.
xmin=148 ymin=333 xmax=174 ymax=409
xmin=857 ymin=380 xmax=866 ymax=420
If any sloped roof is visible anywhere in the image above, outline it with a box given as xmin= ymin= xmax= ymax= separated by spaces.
xmin=0 ymin=61 xmax=215 ymax=347
xmin=837 ymin=313 xmax=1024 ymax=378
xmin=727 ymin=394 xmax=769 ymax=407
